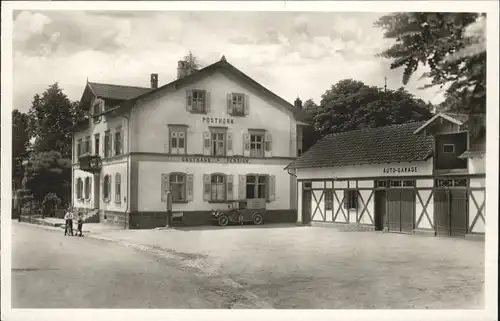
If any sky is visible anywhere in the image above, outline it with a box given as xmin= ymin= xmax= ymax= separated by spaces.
xmin=12 ymin=10 xmax=446 ymax=113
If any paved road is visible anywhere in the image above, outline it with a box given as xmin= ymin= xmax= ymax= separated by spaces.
xmin=11 ymin=222 xmax=259 ymax=309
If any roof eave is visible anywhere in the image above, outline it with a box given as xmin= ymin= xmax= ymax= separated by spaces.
xmin=413 ymin=113 xmax=464 ymax=135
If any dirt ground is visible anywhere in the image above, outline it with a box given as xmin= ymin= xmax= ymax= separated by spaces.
xmin=93 ymin=224 xmax=485 ymax=309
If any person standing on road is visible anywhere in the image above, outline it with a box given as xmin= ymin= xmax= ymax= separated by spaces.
xmin=76 ymin=212 xmax=84 ymax=237
xmin=64 ymin=207 xmax=74 ymax=236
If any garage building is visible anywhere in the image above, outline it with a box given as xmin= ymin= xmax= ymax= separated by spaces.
xmin=286 ymin=114 xmax=486 ymax=239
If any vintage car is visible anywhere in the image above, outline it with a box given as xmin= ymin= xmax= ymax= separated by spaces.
xmin=211 ymin=199 xmax=265 ymax=226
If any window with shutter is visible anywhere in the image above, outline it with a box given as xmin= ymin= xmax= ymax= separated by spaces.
xmin=169 ymin=173 xmax=186 ymax=202
xmin=231 ymin=93 xmax=245 ymax=116
xmin=169 ymin=127 xmax=187 ymax=155
xmin=210 ymin=174 xmax=226 ymax=201
xmin=249 ymin=133 xmax=264 ymax=157
xmin=211 ymin=131 xmax=226 ymax=157
xmin=188 ymin=90 xmax=206 ymax=113
xmin=245 ymin=174 xmax=268 ymax=199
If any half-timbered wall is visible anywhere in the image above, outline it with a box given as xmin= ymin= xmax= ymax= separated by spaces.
xmin=469 ymin=177 xmax=485 ymax=233
xmin=415 ymin=179 xmax=434 ymax=230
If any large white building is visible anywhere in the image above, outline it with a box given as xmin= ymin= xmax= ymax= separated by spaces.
xmin=287 ymin=113 xmax=486 ymax=239
xmin=71 ymin=56 xmax=310 ymax=229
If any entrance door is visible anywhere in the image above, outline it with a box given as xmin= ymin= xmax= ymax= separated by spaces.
xmin=374 ymin=190 xmax=386 ymax=231
xmin=386 ymin=190 xmax=415 ymax=234
xmin=302 ymin=190 xmax=312 ymax=224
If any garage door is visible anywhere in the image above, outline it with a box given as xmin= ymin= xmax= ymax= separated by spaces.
xmin=387 ymin=190 xmax=415 ymax=234
xmin=434 ymin=188 xmax=468 ymax=237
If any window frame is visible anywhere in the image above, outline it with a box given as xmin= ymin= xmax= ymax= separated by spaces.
xmin=114 ymin=128 xmax=122 ymax=156
xmin=169 ymin=127 xmax=187 ymax=155
xmin=115 ymin=173 xmax=121 ymax=203
xmin=249 ymin=133 xmax=265 ymax=158
xmin=191 ymin=90 xmax=206 ymax=113
xmin=103 ymin=174 xmax=111 ymax=202
xmin=344 ymin=189 xmax=358 ymax=210
xmin=169 ymin=172 xmax=187 ymax=203
xmin=210 ymin=128 xmax=227 ymax=157
xmin=231 ymin=93 xmax=245 ymax=116
xmin=104 ymin=130 xmax=111 ymax=158
xmin=84 ymin=177 xmax=91 ymax=200
xmin=443 ymin=143 xmax=455 ymax=154
xmin=94 ymin=133 xmax=100 ymax=156
xmin=210 ymin=174 xmax=227 ymax=202
xmin=245 ymin=174 xmax=268 ymax=199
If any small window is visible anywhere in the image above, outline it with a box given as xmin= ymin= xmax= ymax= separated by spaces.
xmin=232 ymin=93 xmax=245 ymax=115
xmin=84 ymin=177 xmax=91 ymax=200
xmin=402 ymin=180 xmax=415 ymax=187
xmin=344 ymin=190 xmax=358 ymax=209
xmin=211 ymin=132 xmax=226 ymax=156
xmin=114 ymin=129 xmax=122 ymax=156
xmin=443 ymin=144 xmax=455 ymax=153
xmin=324 ymin=189 xmax=333 ymax=210
xmin=170 ymin=128 xmax=186 ymax=155
xmin=170 ymin=173 xmax=186 ymax=202
xmin=192 ymin=90 xmax=206 ymax=113
xmin=211 ymin=174 xmax=226 ymax=201
xmin=390 ymin=180 xmax=402 ymax=187
xmin=103 ymin=175 xmax=111 ymax=201
xmin=115 ymin=174 xmax=121 ymax=203
xmin=250 ymin=134 xmax=264 ymax=157
xmin=375 ymin=180 xmax=388 ymax=188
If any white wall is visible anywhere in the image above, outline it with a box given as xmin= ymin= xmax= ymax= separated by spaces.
xmin=469 ymin=177 xmax=485 ymax=233
xmin=133 ymin=72 xmax=298 ymax=158
xmin=137 ymin=161 xmax=291 ymax=212
xmin=415 ymin=179 xmax=434 ymax=229
xmin=469 ymin=157 xmax=486 ymax=175
xmin=296 ymin=160 xmax=433 ymax=180
xmin=73 ymin=161 xmax=128 ymax=213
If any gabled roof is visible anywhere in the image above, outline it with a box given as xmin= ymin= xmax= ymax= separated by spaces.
xmin=413 ymin=112 xmax=467 ymax=134
xmin=286 ymin=121 xmax=434 ymax=170
xmin=99 ymin=56 xmax=311 ymax=123
xmin=88 ymin=82 xmax=153 ymax=101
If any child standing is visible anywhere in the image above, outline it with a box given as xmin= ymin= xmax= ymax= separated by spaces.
xmin=77 ymin=213 xmax=84 ymax=237
xmin=64 ymin=207 xmax=74 ymax=236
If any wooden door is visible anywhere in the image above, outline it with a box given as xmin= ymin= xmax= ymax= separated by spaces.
xmin=302 ymin=190 xmax=312 ymax=224
xmin=434 ymin=188 xmax=450 ymax=236
xmin=400 ymin=190 xmax=415 ymax=234
xmin=374 ymin=190 xmax=386 ymax=231
xmin=450 ymin=189 xmax=467 ymax=237
xmin=386 ymin=190 xmax=401 ymax=232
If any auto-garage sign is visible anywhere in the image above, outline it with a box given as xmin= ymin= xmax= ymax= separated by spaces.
xmin=382 ymin=166 xmax=418 ymax=174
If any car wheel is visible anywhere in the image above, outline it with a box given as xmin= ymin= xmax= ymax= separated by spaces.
xmin=252 ymin=213 xmax=263 ymax=225
xmin=218 ymin=215 xmax=229 ymax=227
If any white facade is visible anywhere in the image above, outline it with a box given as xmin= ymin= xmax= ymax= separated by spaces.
xmin=72 ymin=59 xmax=304 ymax=227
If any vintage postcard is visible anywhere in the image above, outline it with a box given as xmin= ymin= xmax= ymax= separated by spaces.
xmin=1 ymin=1 xmax=498 ymax=321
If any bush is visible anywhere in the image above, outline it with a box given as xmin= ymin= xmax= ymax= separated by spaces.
xmin=42 ymin=193 xmax=62 ymax=218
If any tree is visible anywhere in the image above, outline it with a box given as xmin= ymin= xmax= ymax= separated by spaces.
xmin=301 ymin=99 xmax=322 ymax=153
xmin=12 ymin=109 xmax=31 ymax=190
xmin=375 ymin=13 xmax=486 ymax=138
xmin=28 ymin=83 xmax=83 ymax=159
xmin=182 ymin=50 xmax=200 ymax=71
xmin=312 ymin=79 xmax=434 ymax=137
xmin=22 ymin=151 xmax=72 ymax=207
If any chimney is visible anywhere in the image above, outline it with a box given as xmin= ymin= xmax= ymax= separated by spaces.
xmin=294 ymin=97 xmax=303 ymax=109
xmin=150 ymin=73 xmax=158 ymax=89
xmin=177 ymin=61 xmax=189 ymax=79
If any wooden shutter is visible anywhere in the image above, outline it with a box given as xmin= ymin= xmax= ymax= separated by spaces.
xmin=267 ymin=175 xmax=276 ymax=202
xmin=203 ymin=174 xmax=211 ymax=201
xmin=265 ymin=132 xmax=272 ymax=157
xmin=243 ymin=133 xmax=250 ymax=157
xmin=226 ymin=174 xmax=234 ymax=201
xmin=343 ymin=190 xmax=349 ymax=209
xmin=238 ymin=174 xmax=246 ymax=200
xmin=244 ymin=94 xmax=250 ymax=115
xmin=227 ymin=93 xmax=233 ymax=115
xmin=161 ymin=173 xmax=170 ymax=202
xmin=204 ymin=91 xmax=210 ymax=113
xmin=186 ymin=174 xmax=194 ymax=201
xmin=226 ymin=132 xmax=233 ymax=156
xmin=186 ymin=90 xmax=193 ymax=112
xmin=203 ymin=131 xmax=211 ymax=156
